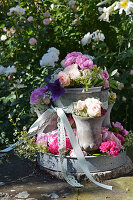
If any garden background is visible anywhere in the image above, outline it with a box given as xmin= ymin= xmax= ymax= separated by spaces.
xmin=0 ymin=0 xmax=132 ymax=148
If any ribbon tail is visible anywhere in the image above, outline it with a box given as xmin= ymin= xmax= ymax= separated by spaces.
xmin=56 ymin=108 xmax=112 ymax=191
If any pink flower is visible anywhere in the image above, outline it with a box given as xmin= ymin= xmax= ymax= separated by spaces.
xmin=58 ymin=71 xmax=70 ymax=87
xmin=76 ymin=55 xmax=94 ymax=70
xmin=64 ymin=52 xmax=82 ymax=67
xmin=43 ymin=18 xmax=50 ymax=25
xmin=102 ymin=130 xmax=122 ymax=150
xmin=114 ymin=132 xmax=125 ymax=143
xmin=63 ymin=64 xmax=81 ymax=80
xmin=36 ymin=133 xmax=48 ymax=145
xmin=65 ymin=52 xmax=82 ymax=60
xmin=29 ymin=37 xmax=37 ymax=45
xmin=104 ymin=80 xmax=109 ymax=88
xmin=130 ymin=70 xmax=133 ymax=75
xmin=64 ymin=56 xmax=77 ymax=66
xmin=27 ymin=16 xmax=33 ymax=22
xmin=101 ymin=70 xmax=109 ymax=80
xmin=99 ymin=141 xmax=119 ymax=157
xmin=121 ymin=129 xmax=128 ymax=137
xmin=44 ymin=12 xmax=50 ymax=17
xmin=77 ymin=100 xmax=85 ymax=110
xmin=112 ymin=121 xmax=124 ymax=131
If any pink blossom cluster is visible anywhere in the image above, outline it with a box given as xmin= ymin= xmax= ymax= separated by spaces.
xmin=64 ymin=52 xmax=94 ymax=70
xmin=99 ymin=141 xmax=119 ymax=157
xmin=30 ymin=86 xmax=49 ymax=105
xmin=112 ymin=121 xmax=128 ymax=137
xmin=36 ymin=129 xmax=75 ymax=155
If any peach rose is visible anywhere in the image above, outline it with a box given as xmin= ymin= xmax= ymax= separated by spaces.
xmin=77 ymin=100 xmax=85 ymax=110
xmin=58 ymin=71 xmax=70 ymax=87
xmin=64 ymin=64 xmax=81 ymax=80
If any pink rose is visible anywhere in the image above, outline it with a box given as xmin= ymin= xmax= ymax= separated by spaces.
xmin=104 ymin=80 xmax=109 ymax=88
xmin=58 ymin=71 xmax=70 ymax=87
xmin=43 ymin=18 xmax=50 ymax=25
xmin=29 ymin=37 xmax=37 ymax=45
xmin=76 ymin=55 xmax=94 ymax=70
xmin=65 ymin=52 xmax=82 ymax=60
xmin=27 ymin=16 xmax=33 ymax=22
xmin=87 ymin=103 xmax=101 ymax=117
xmin=44 ymin=12 xmax=50 ymax=17
xmin=77 ymin=100 xmax=85 ymax=110
xmin=64 ymin=64 xmax=81 ymax=80
xmin=64 ymin=56 xmax=76 ymax=66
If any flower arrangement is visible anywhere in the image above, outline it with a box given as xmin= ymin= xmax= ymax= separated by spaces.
xmin=54 ymin=51 xmax=110 ymax=90
xmin=73 ymin=97 xmax=106 ymax=118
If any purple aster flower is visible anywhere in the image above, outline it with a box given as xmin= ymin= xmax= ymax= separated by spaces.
xmin=47 ymin=79 xmax=65 ymax=101
xmin=101 ymin=70 xmax=109 ymax=80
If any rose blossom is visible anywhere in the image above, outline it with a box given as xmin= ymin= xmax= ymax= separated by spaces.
xmin=29 ymin=37 xmax=37 ymax=45
xmin=27 ymin=16 xmax=33 ymax=22
xmin=104 ymin=80 xmax=109 ymax=88
xmin=58 ymin=71 xmax=70 ymax=87
xmin=64 ymin=52 xmax=82 ymax=66
xmin=101 ymin=70 xmax=109 ymax=80
xmin=44 ymin=12 xmax=50 ymax=17
xmin=63 ymin=64 xmax=81 ymax=80
xmin=76 ymin=55 xmax=94 ymax=69
xmin=1 ymin=35 xmax=7 ymax=41
xmin=77 ymin=100 xmax=86 ymax=110
xmin=87 ymin=103 xmax=101 ymax=117
xmin=43 ymin=18 xmax=50 ymax=25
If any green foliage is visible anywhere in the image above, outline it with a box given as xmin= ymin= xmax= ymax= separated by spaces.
xmin=0 ymin=0 xmax=133 ymax=147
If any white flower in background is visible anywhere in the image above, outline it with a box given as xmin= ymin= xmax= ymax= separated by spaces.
xmin=7 ymin=6 xmax=25 ymax=16
xmin=13 ymin=79 xmax=24 ymax=89
xmin=4 ymin=65 xmax=17 ymax=76
xmin=68 ymin=0 xmax=75 ymax=8
xmin=0 ymin=65 xmax=5 ymax=75
xmin=98 ymin=2 xmax=117 ymax=22
xmin=47 ymin=47 xmax=60 ymax=56
xmin=1 ymin=35 xmax=7 ymax=41
xmin=81 ymin=32 xmax=92 ymax=46
xmin=51 ymin=4 xmax=54 ymax=9
xmin=114 ymin=0 xmax=133 ymax=15
xmin=40 ymin=47 xmax=60 ymax=67
xmin=92 ymin=30 xmax=105 ymax=42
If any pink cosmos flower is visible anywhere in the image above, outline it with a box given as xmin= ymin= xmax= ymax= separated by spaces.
xmin=27 ymin=16 xmax=33 ymax=22
xmin=104 ymin=80 xmax=109 ymax=88
xmin=101 ymin=70 xmax=109 ymax=80
xmin=58 ymin=71 xmax=70 ymax=87
xmin=44 ymin=12 xmax=50 ymax=17
xmin=29 ymin=37 xmax=37 ymax=45
xmin=30 ymin=86 xmax=48 ymax=104
xmin=43 ymin=18 xmax=50 ymax=25
xmin=63 ymin=64 xmax=81 ymax=80
xmin=76 ymin=55 xmax=94 ymax=70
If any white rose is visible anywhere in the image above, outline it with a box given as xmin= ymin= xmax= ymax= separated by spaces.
xmin=87 ymin=103 xmax=101 ymax=117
